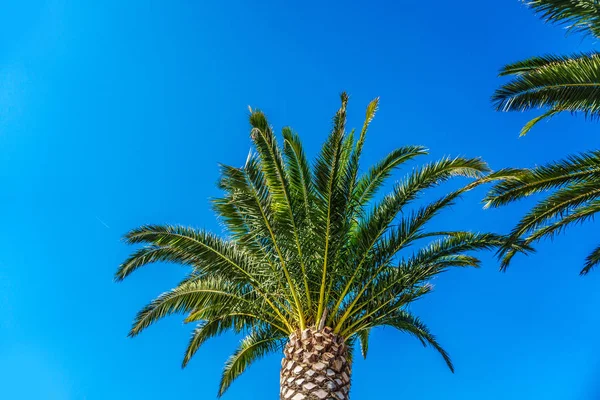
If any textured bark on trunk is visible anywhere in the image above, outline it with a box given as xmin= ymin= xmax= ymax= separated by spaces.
xmin=280 ymin=327 xmax=351 ymax=400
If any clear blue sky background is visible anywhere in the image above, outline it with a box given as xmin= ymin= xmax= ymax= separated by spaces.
xmin=2 ymin=1 xmax=600 ymax=399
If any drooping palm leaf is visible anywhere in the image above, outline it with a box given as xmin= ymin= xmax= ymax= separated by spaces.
xmin=218 ymin=326 xmax=285 ymax=396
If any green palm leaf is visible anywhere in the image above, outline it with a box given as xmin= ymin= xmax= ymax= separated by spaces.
xmin=493 ymin=52 xmax=600 ymax=135
xmin=380 ymin=311 xmax=454 ymax=372
xmin=218 ymin=327 xmax=285 ymax=397
xmin=484 ymin=151 xmax=600 ymax=207
xmin=353 ymin=145 xmax=428 ymax=210
xmin=487 ymin=150 xmax=600 ymax=274
xmin=356 ymin=328 xmax=370 ymax=359
xmin=525 ymin=0 xmax=600 ymax=38
xmin=582 ymin=243 xmax=600 ymax=274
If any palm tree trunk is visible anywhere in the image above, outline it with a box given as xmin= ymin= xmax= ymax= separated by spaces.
xmin=280 ymin=327 xmax=351 ymax=400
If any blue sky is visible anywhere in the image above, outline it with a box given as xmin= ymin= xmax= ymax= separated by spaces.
xmin=2 ymin=0 xmax=600 ymax=399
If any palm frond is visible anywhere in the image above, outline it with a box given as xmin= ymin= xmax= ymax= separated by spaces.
xmin=487 ymin=150 xmax=600 ymax=271
xmin=582 ymin=242 xmax=600 ymax=274
xmin=525 ymin=0 xmax=600 ymax=38
xmin=493 ymin=52 xmax=600 ymax=119
xmin=342 ymin=97 xmax=380 ymax=214
xmin=353 ymin=145 xmax=428 ymax=210
xmin=249 ymin=111 xmax=310 ymax=323
xmin=356 ymin=328 xmax=370 ymax=359
xmin=380 ymin=311 xmax=454 ymax=372
xmin=129 ymin=277 xmax=267 ymax=337
xmin=183 ymin=317 xmax=243 ymax=368
xmin=506 ymin=180 xmax=600 ymax=241
xmin=282 ymin=127 xmax=314 ymax=224
xmin=520 ymin=199 xmax=600 ymax=245
xmin=519 ymin=108 xmax=563 ymax=136
xmin=485 ymin=150 xmax=600 ymax=208
xmin=499 ymin=53 xmax=591 ymax=76
xmin=493 ymin=52 xmax=600 ymax=134
xmin=243 ymin=155 xmax=306 ymax=326
xmin=123 ymin=225 xmax=259 ymax=283
xmin=116 ymin=245 xmax=202 ymax=281
xmin=313 ymin=93 xmax=350 ymax=323
xmin=496 ymin=183 xmax=600 ymax=270
xmin=218 ymin=327 xmax=284 ymax=397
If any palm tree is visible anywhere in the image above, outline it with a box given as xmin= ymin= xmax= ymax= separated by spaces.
xmin=117 ymin=94 xmax=523 ymax=399
xmin=487 ymin=1 xmax=600 ymax=274
xmin=493 ymin=0 xmax=600 ymax=136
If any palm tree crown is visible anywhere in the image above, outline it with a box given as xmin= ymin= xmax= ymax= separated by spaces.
xmin=493 ymin=0 xmax=600 ymax=135
xmin=117 ymin=94 xmax=520 ymax=397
